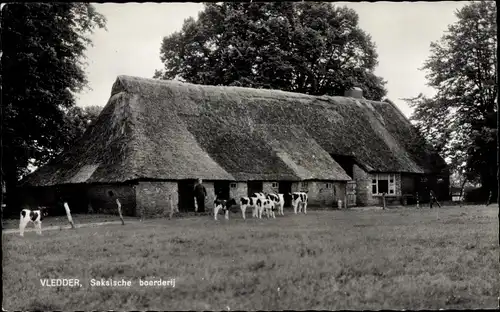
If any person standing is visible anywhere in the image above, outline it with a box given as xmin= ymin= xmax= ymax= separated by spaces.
xmin=193 ymin=178 xmax=207 ymax=213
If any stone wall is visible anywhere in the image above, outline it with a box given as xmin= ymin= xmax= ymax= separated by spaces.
xmin=203 ymin=181 xmax=216 ymax=210
xmin=353 ymin=164 xmax=372 ymax=206
xmin=352 ymin=165 xmax=404 ymax=206
xmin=87 ymin=184 xmax=137 ymax=216
xmin=230 ymin=182 xmax=248 ymax=200
xmin=135 ymin=181 xmax=177 ymax=218
xmin=306 ymin=181 xmax=346 ymax=207
xmin=262 ymin=182 xmax=279 ymax=194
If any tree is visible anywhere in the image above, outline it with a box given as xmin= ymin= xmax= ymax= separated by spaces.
xmin=60 ymin=105 xmax=103 ymax=150
xmin=154 ymin=2 xmax=387 ymax=101
xmin=1 ymin=3 xmax=106 ymax=206
xmin=404 ymin=1 xmax=497 ymax=202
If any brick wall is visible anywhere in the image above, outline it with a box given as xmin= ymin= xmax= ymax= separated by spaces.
xmin=135 ymin=181 xmax=177 ymax=218
xmin=204 ymin=181 xmax=216 ymax=210
xmin=306 ymin=181 xmax=346 ymax=207
xmin=353 ymin=166 xmax=404 ymax=206
xmin=335 ymin=182 xmax=347 ymax=208
xmin=353 ymin=164 xmax=372 ymax=206
xmin=262 ymin=182 xmax=279 ymax=194
xmin=230 ymin=182 xmax=248 ymax=200
xmin=395 ymin=173 xmax=402 ymax=197
xmin=87 ymin=184 xmax=137 ymax=216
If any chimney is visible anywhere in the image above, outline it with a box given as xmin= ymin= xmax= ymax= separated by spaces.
xmin=344 ymin=87 xmax=363 ymax=99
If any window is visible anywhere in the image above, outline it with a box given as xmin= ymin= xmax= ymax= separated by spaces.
xmin=371 ymin=174 xmax=396 ymax=195
xmin=230 ymin=183 xmax=237 ymax=189
xmin=272 ymin=182 xmax=278 ymax=188
xmin=301 ymin=181 xmax=308 ymax=188
xmin=325 ymin=183 xmax=332 ymax=189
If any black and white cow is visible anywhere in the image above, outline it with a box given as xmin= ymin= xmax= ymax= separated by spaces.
xmin=213 ymin=198 xmax=237 ymax=221
xmin=252 ymin=192 xmax=266 ymax=199
xmin=290 ymin=192 xmax=308 ymax=214
xmin=266 ymin=193 xmax=285 ymax=216
xmin=256 ymin=198 xmax=275 ymax=219
xmin=19 ymin=207 xmax=49 ymax=237
xmin=239 ymin=196 xmax=262 ymax=219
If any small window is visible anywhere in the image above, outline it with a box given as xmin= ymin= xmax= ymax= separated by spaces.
xmin=325 ymin=183 xmax=332 ymax=189
xmin=230 ymin=183 xmax=237 ymax=189
xmin=301 ymin=181 xmax=308 ymax=188
xmin=272 ymin=182 xmax=278 ymax=188
xmin=372 ymin=179 xmax=377 ymax=184
xmin=389 ymin=189 xmax=394 ymax=194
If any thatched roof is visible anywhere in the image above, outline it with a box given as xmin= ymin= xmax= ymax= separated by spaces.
xmin=22 ymin=75 xmax=447 ymax=187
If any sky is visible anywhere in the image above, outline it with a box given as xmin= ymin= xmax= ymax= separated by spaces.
xmin=76 ymin=2 xmax=470 ymax=118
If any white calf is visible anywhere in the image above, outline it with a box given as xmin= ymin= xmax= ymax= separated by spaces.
xmin=252 ymin=192 xmax=268 ymax=217
xmin=214 ymin=198 xmax=237 ymax=221
xmin=239 ymin=196 xmax=261 ymax=219
xmin=266 ymin=193 xmax=285 ymax=216
xmin=19 ymin=207 xmax=48 ymax=237
xmin=290 ymin=192 xmax=308 ymax=214
xmin=256 ymin=198 xmax=275 ymax=219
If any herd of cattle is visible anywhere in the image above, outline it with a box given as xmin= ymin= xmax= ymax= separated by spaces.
xmin=213 ymin=191 xmax=309 ymax=221
xmin=14 ymin=191 xmax=309 ymax=236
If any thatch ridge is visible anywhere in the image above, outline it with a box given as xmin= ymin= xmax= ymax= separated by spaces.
xmin=23 ymin=75 xmax=447 ymax=187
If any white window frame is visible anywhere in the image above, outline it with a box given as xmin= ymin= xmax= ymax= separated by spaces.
xmin=230 ymin=183 xmax=237 ymax=189
xmin=271 ymin=182 xmax=278 ymax=188
xmin=371 ymin=173 xmax=396 ymax=196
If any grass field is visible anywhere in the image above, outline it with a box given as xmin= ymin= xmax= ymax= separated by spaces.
xmin=2 ymin=205 xmax=498 ymax=310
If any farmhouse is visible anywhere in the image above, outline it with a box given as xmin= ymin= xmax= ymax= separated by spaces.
xmin=18 ymin=75 xmax=449 ymax=217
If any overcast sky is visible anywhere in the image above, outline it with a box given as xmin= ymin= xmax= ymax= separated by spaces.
xmin=77 ymin=2 xmax=469 ymax=118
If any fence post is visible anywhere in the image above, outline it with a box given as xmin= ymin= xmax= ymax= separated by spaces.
xmin=416 ymin=192 xmax=420 ymax=209
xmin=63 ymin=202 xmax=75 ymax=229
xmin=169 ymin=194 xmax=177 ymax=219
xmin=116 ymin=199 xmax=125 ymax=225
xmin=486 ymin=191 xmax=492 ymax=206
xmin=431 ymin=190 xmax=441 ymax=208
xmin=382 ymin=193 xmax=386 ymax=210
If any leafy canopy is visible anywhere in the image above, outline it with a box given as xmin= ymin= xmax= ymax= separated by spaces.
xmin=1 ymin=3 xmax=106 ymax=184
xmin=405 ymin=1 xmax=497 ymax=194
xmin=154 ymin=2 xmax=387 ymax=101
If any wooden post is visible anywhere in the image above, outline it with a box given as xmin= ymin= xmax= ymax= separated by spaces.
xmin=459 ymin=178 xmax=467 ymax=207
xmin=169 ymin=195 xmax=177 ymax=219
xmin=382 ymin=193 xmax=386 ymax=210
xmin=431 ymin=190 xmax=441 ymax=208
xmin=416 ymin=192 xmax=420 ymax=209
xmin=63 ymin=202 xmax=75 ymax=229
xmin=486 ymin=190 xmax=492 ymax=206
xmin=432 ymin=191 xmax=440 ymax=220
xmin=344 ymin=193 xmax=347 ymax=210
xmin=116 ymin=199 xmax=125 ymax=225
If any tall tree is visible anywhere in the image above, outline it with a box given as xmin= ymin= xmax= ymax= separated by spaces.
xmin=404 ymin=1 xmax=497 ymax=201
xmin=60 ymin=105 xmax=103 ymax=150
xmin=1 ymin=3 xmax=106 ymax=203
xmin=154 ymin=2 xmax=387 ymax=100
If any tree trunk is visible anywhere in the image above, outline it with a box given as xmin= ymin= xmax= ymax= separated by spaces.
xmin=459 ymin=178 xmax=467 ymax=207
